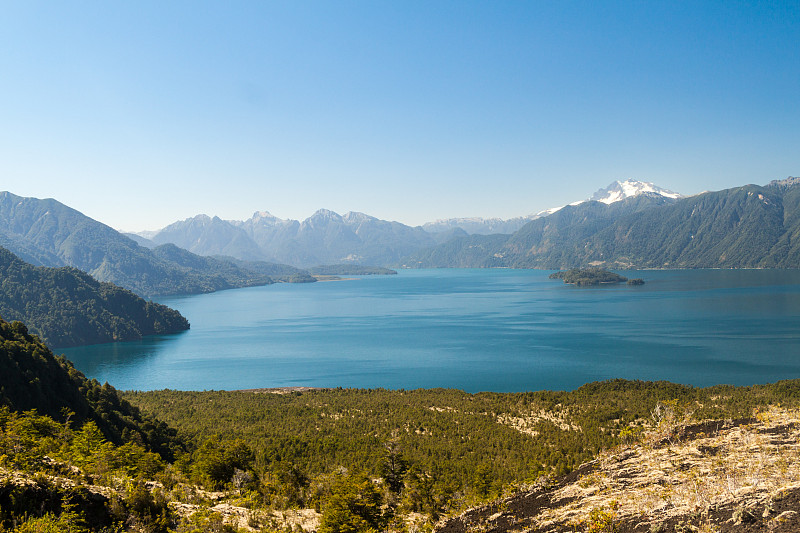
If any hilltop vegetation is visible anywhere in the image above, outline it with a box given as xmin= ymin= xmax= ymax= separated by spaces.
xmin=438 ymin=406 xmax=800 ymax=533
xmin=122 ymin=379 xmax=800 ymax=530
xmin=0 ymin=247 xmax=189 ymax=347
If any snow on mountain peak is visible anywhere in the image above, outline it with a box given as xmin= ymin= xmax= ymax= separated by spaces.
xmin=589 ymin=180 xmax=683 ymax=205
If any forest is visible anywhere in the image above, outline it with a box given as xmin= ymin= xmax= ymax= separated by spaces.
xmin=3 ymin=313 xmax=800 ymax=531
xmin=0 ymin=246 xmax=189 ymax=347
xmin=119 ymin=379 xmax=800 ymax=530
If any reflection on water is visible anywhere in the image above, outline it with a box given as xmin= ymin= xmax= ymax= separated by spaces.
xmin=60 ymin=332 xmax=189 ymax=388
xmin=60 ymin=269 xmax=800 ymax=393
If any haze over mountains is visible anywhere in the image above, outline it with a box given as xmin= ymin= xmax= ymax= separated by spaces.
xmin=1 ymin=176 xmax=798 ymax=306
xmin=0 ymin=191 xmax=312 ymax=298
xmin=137 ymin=208 xmax=457 ymax=268
xmin=134 ymin=179 xmax=684 ymax=267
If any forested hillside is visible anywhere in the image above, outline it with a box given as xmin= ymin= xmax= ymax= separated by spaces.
xmin=214 ymin=256 xmax=317 ymax=283
xmin=403 ymin=194 xmax=676 ymax=268
xmin=0 ymin=192 xmax=278 ymax=297
xmin=124 ymin=379 xmax=800 ymax=527
xmin=0 ymin=247 xmax=189 ymax=347
xmin=568 ymin=181 xmax=800 ymax=269
xmin=308 ymin=264 xmax=397 ymax=275
xmin=0 ymin=317 xmax=181 ymax=457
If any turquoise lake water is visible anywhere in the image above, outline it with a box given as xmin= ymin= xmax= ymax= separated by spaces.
xmin=61 ymin=269 xmax=800 ymax=393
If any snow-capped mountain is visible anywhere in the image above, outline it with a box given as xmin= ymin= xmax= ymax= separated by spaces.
xmin=588 ymin=179 xmax=683 ymax=204
xmin=138 ymin=179 xmax=685 ymax=263
xmin=424 ymin=180 xmax=683 ymax=235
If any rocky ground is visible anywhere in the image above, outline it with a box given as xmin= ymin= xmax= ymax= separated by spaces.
xmin=436 ymin=407 xmax=800 ymax=533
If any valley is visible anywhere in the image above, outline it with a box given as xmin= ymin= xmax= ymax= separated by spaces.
xmin=4 ymin=3 xmax=797 ymax=530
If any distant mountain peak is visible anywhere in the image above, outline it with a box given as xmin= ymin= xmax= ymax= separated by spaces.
xmin=251 ymin=210 xmax=281 ymax=222
xmin=768 ymin=176 xmax=800 ymax=190
xmin=589 ymin=180 xmax=683 ymax=205
xmin=310 ymin=209 xmax=343 ymax=221
xmin=243 ymin=210 xmax=290 ymax=229
xmin=343 ymin=211 xmax=377 ymax=224
xmin=423 ymin=180 xmax=683 ymax=236
xmin=192 ymin=214 xmax=212 ymax=225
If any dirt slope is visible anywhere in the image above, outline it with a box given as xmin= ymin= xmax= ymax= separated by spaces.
xmin=437 ymin=407 xmax=800 ymax=533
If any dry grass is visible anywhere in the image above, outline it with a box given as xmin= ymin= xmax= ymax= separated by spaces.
xmin=437 ymin=406 xmax=800 ymax=533
xmin=496 ymin=408 xmax=579 ymax=436
xmin=540 ymin=407 xmax=800 ymax=531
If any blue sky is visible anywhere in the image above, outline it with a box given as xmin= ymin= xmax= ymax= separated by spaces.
xmin=1 ymin=1 xmax=797 ymax=231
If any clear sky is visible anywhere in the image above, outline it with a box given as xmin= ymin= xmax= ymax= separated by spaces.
xmin=1 ymin=1 xmax=797 ymax=231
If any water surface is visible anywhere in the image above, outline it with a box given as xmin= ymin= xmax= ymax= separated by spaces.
xmin=61 ymin=269 xmax=800 ymax=392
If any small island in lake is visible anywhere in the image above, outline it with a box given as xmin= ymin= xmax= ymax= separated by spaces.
xmin=549 ymin=267 xmax=645 ymax=286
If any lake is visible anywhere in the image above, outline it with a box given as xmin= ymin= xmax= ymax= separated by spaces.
xmin=61 ymin=269 xmax=800 ymax=393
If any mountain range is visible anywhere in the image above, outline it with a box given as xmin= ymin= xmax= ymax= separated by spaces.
xmin=0 ymin=191 xmax=313 ymax=298
xmin=2 ymin=176 xmax=799 ymax=306
xmin=404 ymin=177 xmax=800 ymax=269
xmin=422 ymin=179 xmax=683 ymax=235
xmin=134 ymin=208 xmax=462 ymax=268
xmin=133 ymin=180 xmax=682 ymax=267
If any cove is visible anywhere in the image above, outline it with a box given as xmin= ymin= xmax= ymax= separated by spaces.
xmin=60 ymin=269 xmax=800 ymax=393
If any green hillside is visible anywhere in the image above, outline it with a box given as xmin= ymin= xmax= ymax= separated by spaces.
xmin=0 ymin=192 xmax=275 ymax=297
xmin=0 ymin=247 xmax=189 ymax=347
xmin=214 ymin=255 xmax=318 ymax=283
xmin=123 ymin=379 xmax=800 ymax=519
xmin=308 ymin=264 xmax=398 ymax=275
xmin=0 ymin=317 xmax=182 ymax=458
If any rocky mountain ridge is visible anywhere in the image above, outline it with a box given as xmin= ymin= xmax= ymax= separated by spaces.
xmin=137 ymin=179 xmax=681 ymax=266
xmin=139 ymin=208 xmax=452 ymax=268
